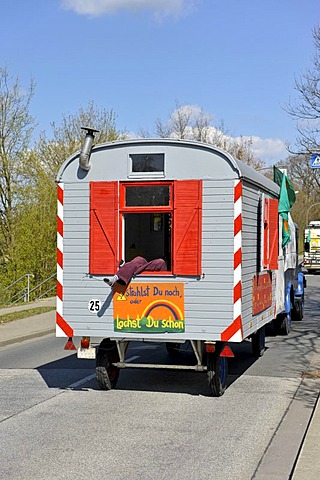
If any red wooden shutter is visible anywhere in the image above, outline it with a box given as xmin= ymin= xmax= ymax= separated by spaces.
xmin=263 ymin=197 xmax=269 ymax=269
xmin=90 ymin=181 xmax=118 ymax=274
xmin=268 ymin=198 xmax=279 ymax=270
xmin=263 ymin=197 xmax=279 ymax=270
xmin=173 ymin=180 xmax=202 ymax=276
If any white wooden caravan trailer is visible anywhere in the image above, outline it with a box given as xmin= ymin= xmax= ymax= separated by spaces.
xmin=56 ymin=130 xmax=305 ymax=396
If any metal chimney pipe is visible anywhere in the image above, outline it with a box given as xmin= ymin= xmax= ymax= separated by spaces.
xmin=79 ymin=127 xmax=100 ymax=171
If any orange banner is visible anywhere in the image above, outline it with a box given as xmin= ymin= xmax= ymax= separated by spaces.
xmin=113 ymin=283 xmax=185 ymax=333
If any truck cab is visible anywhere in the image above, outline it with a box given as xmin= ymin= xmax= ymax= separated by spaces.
xmin=304 ymin=221 xmax=320 ymax=272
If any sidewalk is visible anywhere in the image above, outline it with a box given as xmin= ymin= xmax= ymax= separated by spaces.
xmin=0 ymin=297 xmax=56 ymax=347
xmin=0 ymin=298 xmax=319 ymax=478
xmin=291 ymin=391 xmax=320 ymax=479
xmin=290 ymin=349 xmax=320 ymax=480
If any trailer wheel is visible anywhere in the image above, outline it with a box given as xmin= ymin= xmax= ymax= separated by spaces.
xmin=292 ymin=300 xmax=303 ymax=321
xmin=251 ymin=326 xmax=265 ymax=357
xmin=96 ymin=339 xmax=120 ymax=390
xmin=276 ymin=312 xmax=291 ymax=335
xmin=207 ymin=347 xmax=228 ymax=397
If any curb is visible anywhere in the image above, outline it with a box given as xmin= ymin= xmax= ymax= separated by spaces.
xmin=253 ymin=349 xmax=320 ymax=479
xmin=291 ymin=391 xmax=320 ymax=479
xmin=0 ymin=328 xmax=55 ymax=348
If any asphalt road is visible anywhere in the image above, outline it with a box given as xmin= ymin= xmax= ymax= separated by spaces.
xmin=0 ymin=275 xmax=319 ymax=480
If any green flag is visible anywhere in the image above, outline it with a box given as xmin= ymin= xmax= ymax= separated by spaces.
xmin=273 ymin=167 xmax=296 ymax=207
xmin=307 ymin=229 xmax=311 ymax=243
xmin=273 ymin=166 xmax=296 ymax=247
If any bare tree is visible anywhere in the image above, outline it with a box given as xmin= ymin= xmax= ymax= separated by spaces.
xmin=155 ymin=117 xmax=172 ymax=138
xmin=137 ymin=127 xmax=151 ymax=138
xmin=277 ymin=152 xmax=320 ymax=247
xmin=193 ymin=108 xmax=213 ymax=142
xmin=227 ymin=136 xmax=265 ymax=170
xmin=156 ymin=101 xmax=194 ymax=139
xmin=170 ymin=102 xmax=194 ymax=139
xmin=154 ymin=101 xmax=264 ymax=168
xmin=285 ymin=153 xmax=320 ymax=197
xmin=286 ymin=25 xmax=320 ymax=154
xmin=283 ymin=25 xmax=320 ymax=239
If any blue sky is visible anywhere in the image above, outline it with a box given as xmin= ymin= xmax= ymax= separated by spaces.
xmin=1 ymin=0 xmax=318 ymax=164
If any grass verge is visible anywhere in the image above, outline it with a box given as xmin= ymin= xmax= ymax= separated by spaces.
xmin=0 ymin=306 xmax=55 ymax=325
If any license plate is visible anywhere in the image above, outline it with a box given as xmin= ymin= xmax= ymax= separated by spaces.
xmin=77 ymin=347 xmax=96 ymax=359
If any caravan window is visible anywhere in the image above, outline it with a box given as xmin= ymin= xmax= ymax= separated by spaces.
xmin=89 ymin=180 xmax=202 ymax=276
xmin=125 ymin=185 xmax=170 ymax=206
xmin=129 ymin=153 xmax=165 ymax=177
xmin=120 ymin=182 xmax=173 ymax=269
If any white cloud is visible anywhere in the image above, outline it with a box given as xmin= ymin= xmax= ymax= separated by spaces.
xmin=60 ymin=0 xmax=196 ymax=17
xmin=168 ymin=107 xmax=288 ymax=163
xmin=127 ymin=103 xmax=289 ymax=165
xmin=248 ymin=136 xmax=288 ymax=164
xmin=167 ymin=105 xmax=289 ymax=163
xmin=206 ymin=131 xmax=288 ymax=165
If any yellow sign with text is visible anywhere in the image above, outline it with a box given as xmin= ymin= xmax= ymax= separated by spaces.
xmin=113 ymin=283 xmax=185 ymax=333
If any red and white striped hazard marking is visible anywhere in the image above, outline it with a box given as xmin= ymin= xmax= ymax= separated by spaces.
xmin=221 ymin=179 xmax=243 ymax=342
xmin=56 ymin=183 xmax=73 ymax=338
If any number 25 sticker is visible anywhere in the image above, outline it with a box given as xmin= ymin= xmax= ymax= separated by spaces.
xmin=88 ymin=299 xmax=101 ymax=313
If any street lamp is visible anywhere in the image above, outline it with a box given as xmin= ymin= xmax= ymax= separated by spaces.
xmin=306 ymin=203 xmax=320 ymax=228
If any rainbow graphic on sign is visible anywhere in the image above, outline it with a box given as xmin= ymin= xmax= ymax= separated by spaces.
xmin=113 ymin=283 xmax=185 ymax=333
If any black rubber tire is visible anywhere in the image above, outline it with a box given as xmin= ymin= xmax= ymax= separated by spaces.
xmin=251 ymin=326 xmax=266 ymax=357
xmin=96 ymin=339 xmax=120 ymax=390
xmin=265 ymin=319 xmax=277 ymax=337
xmin=291 ymin=300 xmax=303 ymax=321
xmin=207 ymin=347 xmax=228 ymax=397
xmin=276 ymin=312 xmax=291 ymax=335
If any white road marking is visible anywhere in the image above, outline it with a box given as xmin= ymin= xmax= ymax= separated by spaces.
xmin=67 ymin=355 xmax=140 ymax=388
xmin=125 ymin=355 xmax=140 ymax=362
xmin=68 ymin=373 xmax=96 ymax=388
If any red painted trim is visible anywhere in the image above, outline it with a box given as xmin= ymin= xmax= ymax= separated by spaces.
xmin=119 ymin=181 xmax=174 ymax=266
xmin=234 ymin=281 xmax=242 ymax=302
xmin=57 ymin=217 xmax=63 ymax=237
xmin=58 ymin=185 xmax=64 ymax=205
xmin=57 ymin=249 xmax=63 ymax=269
xmin=56 ymin=280 xmax=63 ymax=300
xmin=121 ymin=205 xmax=171 ymax=213
xmin=119 ymin=181 xmax=173 ymax=213
xmin=56 ymin=312 xmax=74 ymax=337
xmin=234 ymin=248 xmax=242 ymax=269
xmin=234 ymin=214 xmax=242 ymax=236
xmin=221 ymin=315 xmax=242 ymax=341
xmin=234 ymin=181 xmax=242 ymax=202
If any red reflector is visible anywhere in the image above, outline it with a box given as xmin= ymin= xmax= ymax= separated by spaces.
xmin=220 ymin=345 xmax=234 ymax=357
xmin=64 ymin=337 xmax=76 ymax=350
xmin=81 ymin=337 xmax=90 ymax=349
xmin=205 ymin=344 xmax=216 ymax=353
